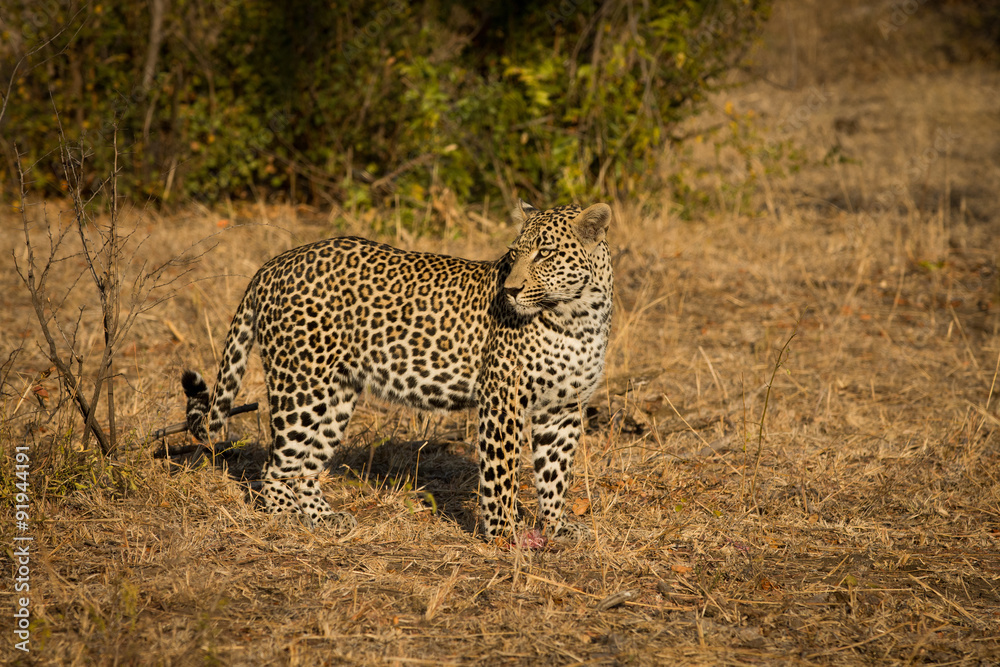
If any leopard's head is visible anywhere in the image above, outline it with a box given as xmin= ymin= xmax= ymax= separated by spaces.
xmin=502 ymin=200 xmax=612 ymax=316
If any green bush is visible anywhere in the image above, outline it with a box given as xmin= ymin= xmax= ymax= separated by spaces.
xmin=0 ymin=0 xmax=770 ymax=218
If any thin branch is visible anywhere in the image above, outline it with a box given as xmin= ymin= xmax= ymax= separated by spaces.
xmin=14 ymin=145 xmax=111 ymax=453
xmin=748 ymin=329 xmax=797 ymax=507
xmin=0 ymin=7 xmax=87 ymax=129
xmin=149 ymin=402 xmax=260 ymax=441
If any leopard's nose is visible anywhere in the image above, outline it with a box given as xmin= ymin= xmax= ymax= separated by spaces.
xmin=504 ymin=285 xmax=523 ymax=298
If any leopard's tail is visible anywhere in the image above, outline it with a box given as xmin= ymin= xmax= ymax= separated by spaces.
xmin=182 ymin=279 xmax=259 ymax=443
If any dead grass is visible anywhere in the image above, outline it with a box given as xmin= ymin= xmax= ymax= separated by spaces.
xmin=3 ymin=1 xmax=1000 ymax=664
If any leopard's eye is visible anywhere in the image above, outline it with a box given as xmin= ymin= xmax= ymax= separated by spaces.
xmin=508 ymin=248 xmax=518 ymax=260
xmin=534 ymin=248 xmax=556 ymax=262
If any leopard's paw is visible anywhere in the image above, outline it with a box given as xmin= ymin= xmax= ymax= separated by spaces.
xmin=550 ymin=520 xmax=593 ymax=542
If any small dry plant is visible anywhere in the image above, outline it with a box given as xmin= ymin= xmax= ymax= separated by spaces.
xmin=8 ymin=112 xmax=205 ymax=480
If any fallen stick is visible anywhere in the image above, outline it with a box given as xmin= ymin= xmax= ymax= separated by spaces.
xmin=153 ymin=443 xmax=205 ymax=458
xmin=152 ymin=438 xmax=248 ymax=459
xmin=148 ymin=402 xmax=259 ymax=440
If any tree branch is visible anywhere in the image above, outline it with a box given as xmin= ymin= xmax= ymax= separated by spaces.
xmin=14 ymin=146 xmax=111 ymax=453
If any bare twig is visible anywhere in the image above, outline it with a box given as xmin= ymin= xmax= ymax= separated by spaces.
xmin=57 ymin=104 xmax=121 ymax=454
xmin=0 ymin=8 xmax=86 ymax=129
xmin=13 ymin=146 xmax=112 ymax=453
xmin=748 ymin=329 xmax=796 ymax=506
xmin=14 ymin=96 xmax=209 ymax=456
xmin=148 ymin=402 xmax=260 ymax=441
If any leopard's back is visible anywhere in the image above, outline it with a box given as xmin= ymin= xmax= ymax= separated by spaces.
xmin=252 ymin=237 xmax=498 ymax=410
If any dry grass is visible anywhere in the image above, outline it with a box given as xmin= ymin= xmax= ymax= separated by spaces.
xmin=3 ymin=1 xmax=1000 ymax=664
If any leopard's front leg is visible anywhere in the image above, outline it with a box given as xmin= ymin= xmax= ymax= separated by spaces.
xmin=476 ymin=397 xmax=524 ymax=540
xmin=530 ymin=407 xmax=587 ymax=539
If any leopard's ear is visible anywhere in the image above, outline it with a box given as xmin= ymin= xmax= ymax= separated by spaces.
xmin=574 ymin=203 xmax=612 ymax=249
xmin=511 ymin=199 xmax=539 ymax=226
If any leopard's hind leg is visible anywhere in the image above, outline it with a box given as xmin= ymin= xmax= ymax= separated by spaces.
xmin=260 ymin=375 xmax=359 ymax=531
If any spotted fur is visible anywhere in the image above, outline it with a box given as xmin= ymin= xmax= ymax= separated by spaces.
xmin=182 ymin=201 xmax=613 ymax=539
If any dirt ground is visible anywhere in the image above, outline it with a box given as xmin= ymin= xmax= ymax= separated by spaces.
xmin=2 ymin=1 xmax=999 ymax=664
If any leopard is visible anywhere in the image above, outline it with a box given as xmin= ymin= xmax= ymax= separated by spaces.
xmin=181 ymin=200 xmax=613 ymax=541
